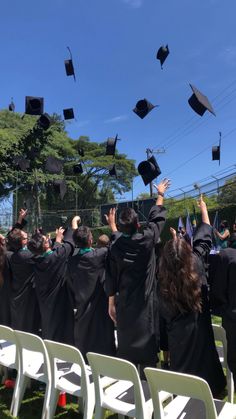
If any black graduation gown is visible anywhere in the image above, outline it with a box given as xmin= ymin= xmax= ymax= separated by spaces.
xmin=67 ymin=247 xmax=116 ymax=360
xmin=209 ymin=248 xmax=236 ymax=384
xmin=105 ymin=205 xmax=167 ymax=365
xmin=33 ymin=231 xmax=75 ymax=345
xmin=159 ymin=223 xmax=226 ymax=396
xmin=8 ymin=248 xmax=40 ymax=333
xmin=0 ymin=255 xmax=12 ymax=326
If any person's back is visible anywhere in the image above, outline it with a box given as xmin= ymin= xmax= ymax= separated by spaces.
xmin=28 ymin=226 xmax=75 ymax=345
xmin=68 ymin=226 xmax=115 ymax=360
xmin=106 ymin=179 xmax=169 ymax=369
xmin=158 ymin=196 xmax=226 ymax=397
xmin=209 ymin=238 xmax=236 ymax=387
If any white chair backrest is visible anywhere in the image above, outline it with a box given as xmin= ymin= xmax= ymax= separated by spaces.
xmin=14 ymin=330 xmax=51 ymax=382
xmin=145 ymin=368 xmax=217 ymax=419
xmin=44 ymin=339 xmax=90 ymax=397
xmin=87 ymin=352 xmax=146 ymax=416
xmin=0 ymin=325 xmax=17 ymax=368
xmin=212 ymin=324 xmax=227 ymax=368
xmin=0 ymin=325 xmax=15 ymax=343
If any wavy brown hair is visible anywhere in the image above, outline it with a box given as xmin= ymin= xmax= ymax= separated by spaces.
xmin=159 ymin=238 xmax=202 ymax=314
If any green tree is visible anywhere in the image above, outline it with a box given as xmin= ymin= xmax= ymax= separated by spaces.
xmin=0 ymin=110 xmax=137 ymax=225
xmin=218 ymin=177 xmax=236 ymax=206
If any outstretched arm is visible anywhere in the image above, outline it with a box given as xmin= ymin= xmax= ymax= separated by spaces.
xmin=72 ymin=215 xmax=81 ymax=230
xmin=104 ymin=208 xmax=118 ymax=233
xmin=153 ymin=178 xmax=171 ymax=206
xmin=197 ymin=194 xmax=210 ymax=225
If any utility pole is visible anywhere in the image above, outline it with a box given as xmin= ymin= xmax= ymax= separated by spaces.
xmin=146 ymin=148 xmax=165 ymax=197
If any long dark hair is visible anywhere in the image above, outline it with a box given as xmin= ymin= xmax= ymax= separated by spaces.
xmin=0 ymin=236 xmax=6 ymax=288
xmin=159 ymin=238 xmax=202 ymax=314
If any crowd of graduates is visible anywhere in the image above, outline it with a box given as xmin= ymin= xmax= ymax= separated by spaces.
xmin=0 ymin=178 xmax=235 ymax=399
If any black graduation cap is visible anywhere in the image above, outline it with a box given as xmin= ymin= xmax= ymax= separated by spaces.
xmin=106 ymin=135 xmax=118 ymax=156
xmin=109 ymin=164 xmax=117 ymax=177
xmin=53 ymin=179 xmax=67 ymax=200
xmin=45 ymin=156 xmax=64 ymax=174
xmin=38 ymin=113 xmax=51 ymax=130
xmin=65 ymin=60 xmax=74 ymax=76
xmin=212 ymin=146 xmax=220 ymax=161
xmin=25 ymin=96 xmax=44 ymax=115
xmin=156 ymin=45 xmax=169 ymax=68
xmin=63 ymin=108 xmax=74 ymax=120
xmin=64 ymin=47 xmax=76 ymax=82
xmin=8 ymin=98 xmax=15 ymax=112
xmin=188 ymin=84 xmax=216 ymax=116
xmin=138 ymin=155 xmax=161 ymax=186
xmin=73 ymin=163 xmax=83 ymax=174
xmin=27 ymin=146 xmax=41 ymax=159
xmin=13 ymin=156 xmax=30 ymax=171
xmin=78 ymin=148 xmax=84 ymax=157
xmin=212 ymin=132 xmax=221 ymax=165
xmin=133 ymin=99 xmax=156 ymax=119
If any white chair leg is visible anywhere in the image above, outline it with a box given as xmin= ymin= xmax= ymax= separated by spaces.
xmin=11 ymin=374 xmax=30 ymax=417
xmin=227 ymin=370 xmax=234 ymax=404
xmin=84 ymin=400 xmax=94 ymax=419
xmin=0 ymin=366 xmax=8 ymax=383
xmin=45 ymin=387 xmax=60 ymax=419
xmin=41 ymin=384 xmax=55 ymax=419
xmin=94 ymin=406 xmax=106 ymax=419
xmin=78 ymin=396 xmax=84 ymax=414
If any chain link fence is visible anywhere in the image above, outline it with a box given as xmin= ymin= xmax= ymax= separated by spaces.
xmin=4 ymin=170 xmax=236 ymax=232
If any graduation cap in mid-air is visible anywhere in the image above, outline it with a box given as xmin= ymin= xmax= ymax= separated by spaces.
xmin=13 ymin=156 xmax=31 ymax=171
xmin=64 ymin=46 xmax=76 ymax=82
xmin=212 ymin=146 xmax=220 ymax=161
xmin=78 ymin=148 xmax=84 ymax=157
xmin=37 ymin=113 xmax=51 ymax=130
xmin=8 ymin=98 xmax=15 ymax=112
xmin=45 ymin=156 xmax=64 ymax=174
xmin=73 ymin=163 xmax=83 ymax=174
xmin=27 ymin=146 xmax=41 ymax=160
xmin=53 ymin=179 xmax=67 ymax=200
xmin=109 ymin=164 xmax=117 ymax=177
xmin=188 ymin=84 xmax=216 ymax=116
xmin=212 ymin=132 xmax=221 ymax=165
xmin=63 ymin=108 xmax=74 ymax=120
xmin=138 ymin=155 xmax=161 ymax=186
xmin=25 ymin=96 xmax=44 ymax=115
xmin=156 ymin=45 xmax=169 ymax=68
xmin=133 ymin=99 xmax=156 ymax=119
xmin=106 ymin=135 xmax=119 ymax=156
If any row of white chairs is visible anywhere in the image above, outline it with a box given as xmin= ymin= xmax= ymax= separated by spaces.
xmin=0 ymin=324 xmax=235 ymax=419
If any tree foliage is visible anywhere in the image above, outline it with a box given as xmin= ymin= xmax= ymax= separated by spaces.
xmin=0 ymin=110 xmax=137 ymax=218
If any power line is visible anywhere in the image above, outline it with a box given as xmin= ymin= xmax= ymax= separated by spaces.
xmin=164 ymin=127 xmax=236 ymax=177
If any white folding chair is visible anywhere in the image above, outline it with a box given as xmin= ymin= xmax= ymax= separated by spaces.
xmin=44 ymin=339 xmax=112 ymax=419
xmin=87 ymin=352 xmax=158 ymax=419
xmin=212 ymin=323 xmax=235 ymax=403
xmin=11 ymin=330 xmax=51 ymax=419
xmin=145 ymin=367 xmax=236 ymax=419
xmin=0 ymin=325 xmax=18 ymax=389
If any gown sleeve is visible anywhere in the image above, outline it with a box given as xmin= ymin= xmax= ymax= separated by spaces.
xmin=146 ymin=205 xmax=167 ymax=245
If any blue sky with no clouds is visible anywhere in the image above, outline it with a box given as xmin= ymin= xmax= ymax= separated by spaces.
xmin=1 ymin=0 xmax=236 ymax=200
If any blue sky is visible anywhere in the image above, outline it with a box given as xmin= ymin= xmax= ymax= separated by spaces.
xmin=1 ymin=0 xmax=236 ymax=201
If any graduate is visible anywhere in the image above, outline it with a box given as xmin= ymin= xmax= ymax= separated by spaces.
xmin=28 ymin=216 xmax=80 ymax=344
xmin=67 ymin=214 xmax=117 ymax=361
xmin=209 ymin=232 xmax=236 ymax=388
xmin=105 ymin=179 xmax=170 ymax=372
xmin=158 ymin=195 xmax=226 ymax=396
xmin=7 ymin=209 xmax=40 ymax=333
xmin=0 ymin=234 xmax=11 ymax=327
